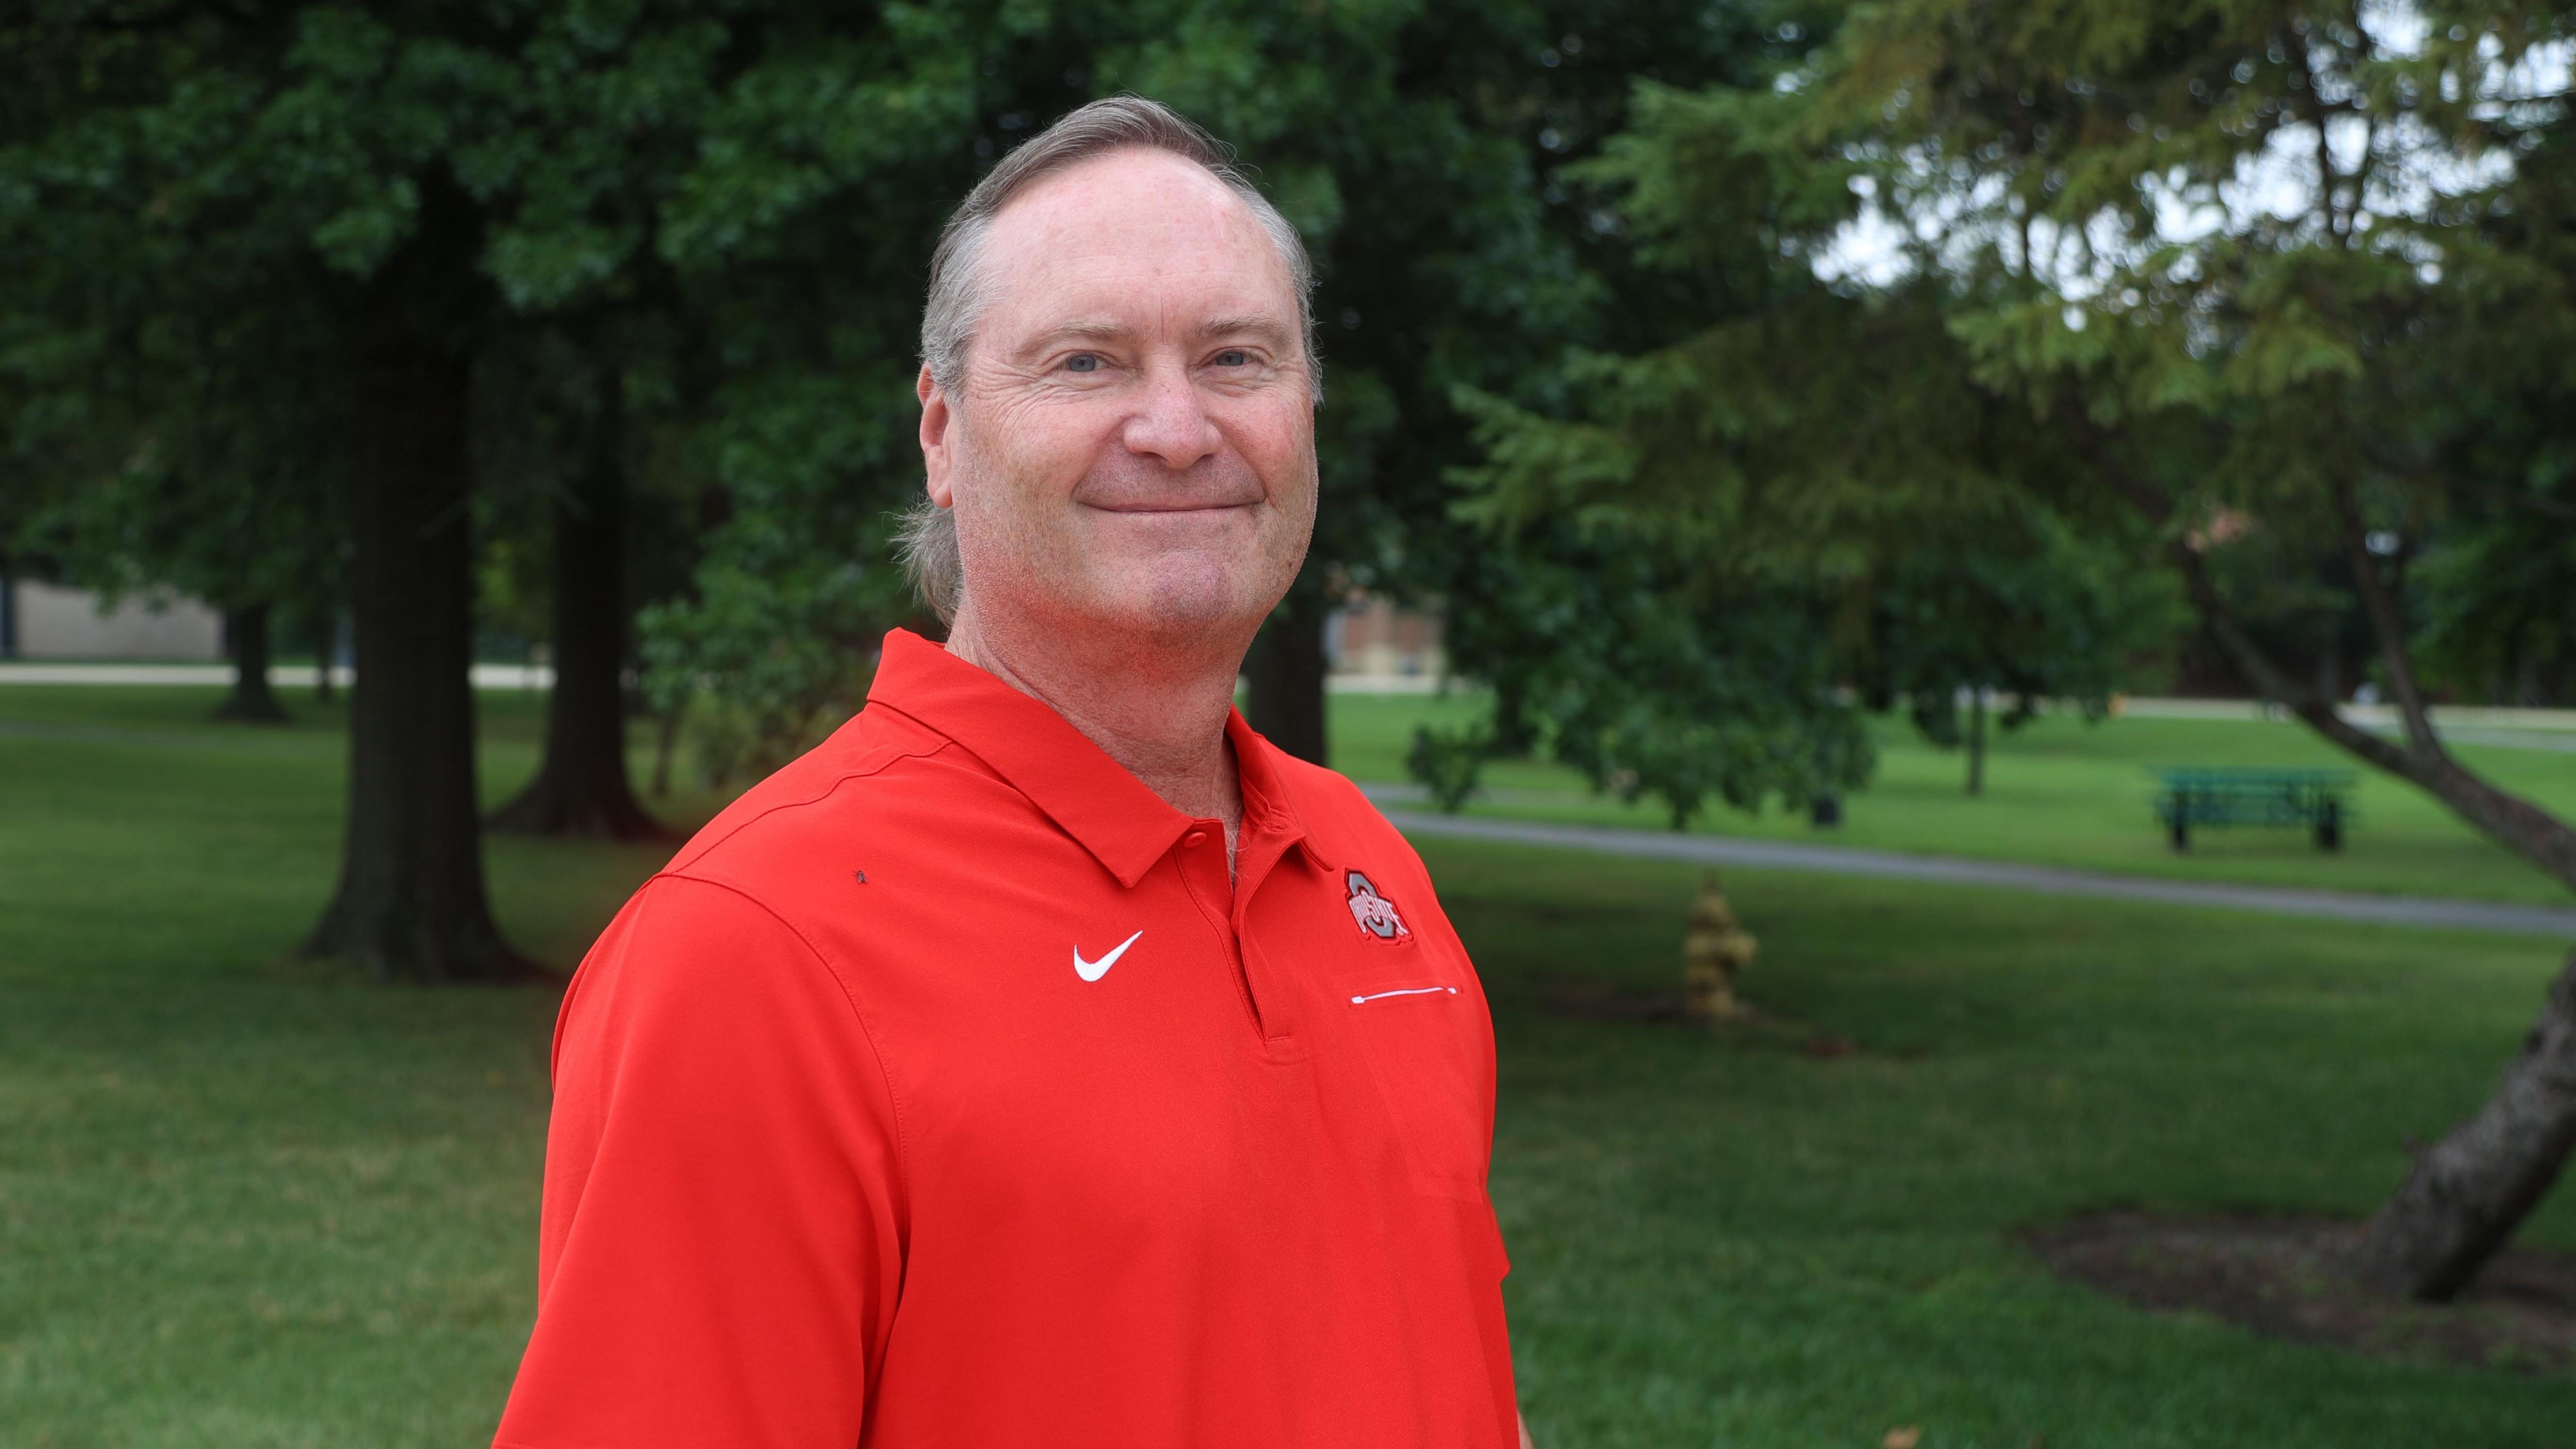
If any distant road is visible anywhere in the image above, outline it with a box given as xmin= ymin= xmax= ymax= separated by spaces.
xmin=1374 ymin=800 xmax=2576 ymax=940
xmin=2117 ymin=696 xmax=2576 ymax=752
xmin=0 ymin=662 xmax=551 ymax=688
xmin=2119 ymin=696 xmax=2576 ymax=731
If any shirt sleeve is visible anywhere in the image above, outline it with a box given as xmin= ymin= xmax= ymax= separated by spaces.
xmin=494 ymin=873 xmax=906 ymax=1448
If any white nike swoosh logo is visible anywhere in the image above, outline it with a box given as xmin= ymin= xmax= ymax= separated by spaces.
xmin=1074 ymin=929 xmax=1143 ymax=983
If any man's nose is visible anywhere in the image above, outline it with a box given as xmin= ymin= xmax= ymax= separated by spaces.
xmin=1120 ymin=360 xmax=1222 ymax=470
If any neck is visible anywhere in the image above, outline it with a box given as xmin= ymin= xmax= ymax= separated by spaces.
xmin=943 ymin=598 xmax=1250 ymax=841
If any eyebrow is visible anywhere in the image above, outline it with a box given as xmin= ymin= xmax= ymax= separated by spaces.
xmin=1014 ymin=312 xmax=1297 ymax=361
xmin=1194 ymin=315 xmax=1294 ymax=349
xmin=1027 ymin=318 xmax=1131 ymax=348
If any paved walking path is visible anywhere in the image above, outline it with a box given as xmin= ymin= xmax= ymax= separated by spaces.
xmin=1373 ymin=800 xmax=2576 ymax=939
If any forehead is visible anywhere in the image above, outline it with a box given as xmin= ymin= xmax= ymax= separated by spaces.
xmin=973 ymin=148 xmax=1296 ymax=339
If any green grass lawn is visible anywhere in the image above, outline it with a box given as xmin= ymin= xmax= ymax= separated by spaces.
xmin=1330 ymin=691 xmax=2576 ymax=907
xmin=5 ymin=684 xmax=2575 ymax=1445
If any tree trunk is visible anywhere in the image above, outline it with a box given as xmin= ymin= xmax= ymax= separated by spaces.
xmin=213 ymin=602 xmax=289 ymax=723
xmin=2348 ymin=947 xmax=2576 ymax=1299
xmin=301 ymin=307 xmax=528 ymax=984
xmin=1244 ymin=583 xmax=1330 ymax=766
xmin=312 ymin=604 xmax=339 ymax=704
xmin=2160 ymin=530 xmax=2576 ymax=1297
xmin=488 ymin=341 xmax=662 ymax=840
xmin=1965 ymin=686 xmax=1987 ymax=796
xmin=651 ymin=701 xmax=683 ymax=798
xmin=1491 ymin=670 xmax=1538 ymax=758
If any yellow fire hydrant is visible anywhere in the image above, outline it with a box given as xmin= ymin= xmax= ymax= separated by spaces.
xmin=1683 ymin=874 xmax=1759 ymax=1022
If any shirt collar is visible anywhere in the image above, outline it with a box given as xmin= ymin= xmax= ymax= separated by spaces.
xmin=1224 ymin=703 xmax=1325 ymax=875
xmin=865 ymin=629 xmax=1313 ymax=889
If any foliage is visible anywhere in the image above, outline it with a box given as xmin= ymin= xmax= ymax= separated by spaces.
xmin=2413 ymin=514 xmax=2576 ymax=704
xmin=1428 ymin=502 xmax=1875 ymax=826
xmin=0 ymin=0 xmax=1825 ymax=778
xmin=638 ymin=555 xmax=903 ymax=787
xmin=0 ymin=58 xmax=348 ymax=617
xmin=1435 ymin=53 xmax=2182 ymax=820
xmin=1406 ymin=717 xmax=1495 ymax=813
xmin=1800 ymin=0 xmax=2574 ymax=750
xmin=1861 ymin=496 xmax=2185 ymax=758
xmin=1806 ymin=0 xmax=2576 ymax=550
xmin=2404 ymin=126 xmax=2576 ymax=705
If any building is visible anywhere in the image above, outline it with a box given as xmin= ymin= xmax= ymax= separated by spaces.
xmin=0 ymin=578 xmax=223 ymax=661
xmin=1325 ymin=595 xmax=1443 ymax=682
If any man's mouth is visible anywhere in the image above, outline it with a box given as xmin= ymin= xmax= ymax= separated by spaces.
xmin=1088 ymin=500 xmax=1258 ymax=514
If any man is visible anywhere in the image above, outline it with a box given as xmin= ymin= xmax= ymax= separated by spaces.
xmin=493 ymin=97 xmax=1525 ymax=1448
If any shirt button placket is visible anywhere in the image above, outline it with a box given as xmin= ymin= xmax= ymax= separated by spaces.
xmin=1174 ymin=824 xmax=1266 ymax=1039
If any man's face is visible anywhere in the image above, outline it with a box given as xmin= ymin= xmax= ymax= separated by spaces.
xmin=918 ymin=148 xmax=1318 ymax=650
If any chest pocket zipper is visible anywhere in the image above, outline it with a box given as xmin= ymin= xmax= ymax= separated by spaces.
xmin=1350 ymin=985 xmax=1458 ymax=1005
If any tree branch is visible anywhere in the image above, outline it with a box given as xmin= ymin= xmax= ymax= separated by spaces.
xmin=2167 ymin=538 xmax=2418 ymax=767
xmin=2332 ymin=476 xmax=2440 ymax=756
xmin=2375 ymin=448 xmax=2576 ymax=525
xmin=2080 ymin=418 xmax=2576 ymax=891
xmin=2299 ymin=30 xmax=2345 ymax=244
xmin=2172 ymin=535 xmax=2576 ymax=892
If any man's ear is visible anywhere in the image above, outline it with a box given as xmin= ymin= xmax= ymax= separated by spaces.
xmin=918 ymin=364 xmax=958 ymax=507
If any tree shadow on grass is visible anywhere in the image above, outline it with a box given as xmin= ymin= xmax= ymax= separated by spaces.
xmin=2030 ymin=1212 xmax=2576 ymax=1373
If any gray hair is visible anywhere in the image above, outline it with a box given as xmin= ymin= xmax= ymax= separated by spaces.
xmin=900 ymin=95 xmax=1319 ymax=627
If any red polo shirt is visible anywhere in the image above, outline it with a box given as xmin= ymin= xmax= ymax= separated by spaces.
xmin=493 ymin=630 xmax=1517 ymax=1448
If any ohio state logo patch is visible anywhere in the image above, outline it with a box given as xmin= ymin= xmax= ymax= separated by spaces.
xmin=1344 ymin=870 xmax=1411 ymax=941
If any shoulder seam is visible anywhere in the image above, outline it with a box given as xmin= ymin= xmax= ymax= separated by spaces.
xmin=668 ymin=735 xmax=959 ymax=875
xmin=646 ymin=872 xmax=916 ymax=1236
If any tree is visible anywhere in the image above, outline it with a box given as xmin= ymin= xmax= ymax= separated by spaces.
xmin=0 ymin=4 xmax=748 ymax=977
xmin=2413 ymin=513 xmax=2576 ymax=706
xmin=1436 ymin=536 xmax=1874 ymax=827
xmin=2 ymin=7 xmax=538 ymax=979
xmin=1789 ymin=0 xmax=2576 ymax=1296
xmin=5 ymin=2 xmax=989 ymax=973
xmin=2404 ymin=211 xmax=2576 ymax=709
xmin=1441 ymin=0 xmax=2576 ymax=1297
xmin=1225 ymin=0 xmax=1810 ymax=764
xmin=1428 ymin=64 xmax=2142 ymax=825
xmin=480 ymin=323 xmax=666 ymax=838
xmin=0 ymin=18 xmax=346 ymax=728
xmin=1862 ymin=499 xmax=2181 ymax=795
xmin=6 ymin=299 xmax=347 ymax=728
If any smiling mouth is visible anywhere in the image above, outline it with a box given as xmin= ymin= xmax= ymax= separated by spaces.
xmin=1089 ymin=501 xmax=1257 ymax=514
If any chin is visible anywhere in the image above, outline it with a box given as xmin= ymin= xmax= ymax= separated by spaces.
xmin=1103 ymin=557 xmax=1269 ymax=641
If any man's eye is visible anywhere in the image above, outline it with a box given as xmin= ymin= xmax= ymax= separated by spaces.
xmin=1064 ymin=353 xmax=1101 ymax=374
xmin=1213 ymin=349 xmax=1250 ymax=367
